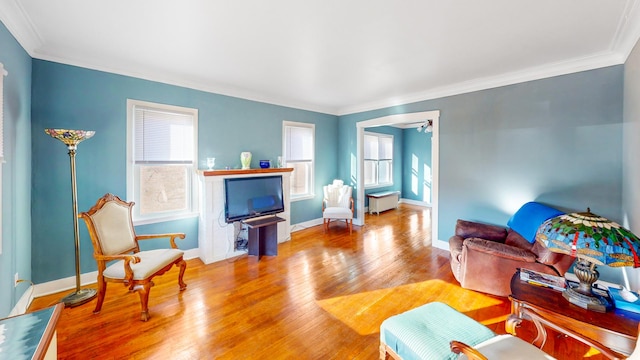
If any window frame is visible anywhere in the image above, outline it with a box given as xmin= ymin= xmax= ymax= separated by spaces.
xmin=0 ymin=63 xmax=6 ymax=254
xmin=126 ymin=99 xmax=199 ymax=225
xmin=364 ymin=131 xmax=394 ymax=189
xmin=282 ymin=120 xmax=315 ymax=201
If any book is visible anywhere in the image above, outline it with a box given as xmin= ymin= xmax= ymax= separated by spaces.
xmin=519 ymin=268 xmax=566 ymax=291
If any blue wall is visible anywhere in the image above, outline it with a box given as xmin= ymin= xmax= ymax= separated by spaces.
xmin=339 ymin=66 xmax=624 ymax=241
xmin=30 ymin=60 xmax=338 ymax=283
xmin=402 ymin=127 xmax=432 ymax=203
xmin=0 ymin=21 xmax=32 ymax=316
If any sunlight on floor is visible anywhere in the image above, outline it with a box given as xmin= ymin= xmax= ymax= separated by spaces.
xmin=316 ymin=279 xmax=503 ymax=335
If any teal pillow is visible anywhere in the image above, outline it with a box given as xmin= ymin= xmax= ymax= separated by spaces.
xmin=507 ymin=202 xmax=564 ymax=243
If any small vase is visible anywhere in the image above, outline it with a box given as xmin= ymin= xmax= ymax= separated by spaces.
xmin=240 ymin=152 xmax=252 ymax=169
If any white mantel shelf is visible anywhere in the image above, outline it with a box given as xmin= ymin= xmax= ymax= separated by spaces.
xmin=198 ymin=168 xmax=293 ymax=264
xmin=202 ymin=168 xmax=294 ymax=176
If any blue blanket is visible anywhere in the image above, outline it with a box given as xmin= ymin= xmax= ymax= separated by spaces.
xmin=507 ymin=202 xmax=564 ymax=243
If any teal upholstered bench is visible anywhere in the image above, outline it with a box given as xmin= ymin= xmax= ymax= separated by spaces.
xmin=379 ymin=302 xmax=495 ymax=360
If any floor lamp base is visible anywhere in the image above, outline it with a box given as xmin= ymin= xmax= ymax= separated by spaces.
xmin=61 ymin=288 xmax=97 ymax=308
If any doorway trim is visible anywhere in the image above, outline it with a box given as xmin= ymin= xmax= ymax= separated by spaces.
xmin=355 ymin=110 xmax=443 ymax=248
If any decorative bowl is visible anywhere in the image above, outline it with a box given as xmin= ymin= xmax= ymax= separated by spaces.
xmin=259 ymin=160 xmax=271 ymax=168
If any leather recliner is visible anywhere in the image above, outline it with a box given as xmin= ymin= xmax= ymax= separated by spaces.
xmin=449 ymin=202 xmax=575 ymax=297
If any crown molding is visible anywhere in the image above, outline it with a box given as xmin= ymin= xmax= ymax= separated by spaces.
xmin=4 ymin=0 xmax=640 ymax=117
xmin=336 ymin=51 xmax=626 ymax=116
xmin=612 ymin=0 xmax=640 ymax=61
xmin=31 ymin=51 xmax=340 ymax=116
xmin=0 ymin=0 xmax=43 ymax=57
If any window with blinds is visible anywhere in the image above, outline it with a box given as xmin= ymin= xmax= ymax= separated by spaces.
xmin=364 ymin=132 xmax=393 ymax=188
xmin=127 ymin=99 xmax=198 ymax=223
xmin=283 ymin=121 xmax=314 ymax=200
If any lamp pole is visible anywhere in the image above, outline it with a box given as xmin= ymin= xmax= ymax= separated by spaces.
xmin=46 ymin=129 xmax=97 ymax=307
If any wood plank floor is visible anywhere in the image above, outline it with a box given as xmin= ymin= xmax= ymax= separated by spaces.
xmin=30 ymin=204 xmax=606 ymax=359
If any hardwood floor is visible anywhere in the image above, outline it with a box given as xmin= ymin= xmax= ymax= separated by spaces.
xmin=30 ymin=204 xmax=606 ymax=359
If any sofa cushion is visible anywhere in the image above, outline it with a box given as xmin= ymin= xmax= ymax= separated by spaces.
xmin=505 ymin=230 xmax=533 ymax=251
xmin=455 ymin=219 xmax=507 ymax=242
xmin=507 ymin=202 xmax=564 ymax=243
xmin=465 ymin=238 xmax=537 ymax=262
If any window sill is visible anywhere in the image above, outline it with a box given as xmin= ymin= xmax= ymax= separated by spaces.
xmin=365 ymin=183 xmax=394 ymax=190
xmin=133 ymin=212 xmax=199 ymax=226
xmin=291 ymin=194 xmax=315 ymax=202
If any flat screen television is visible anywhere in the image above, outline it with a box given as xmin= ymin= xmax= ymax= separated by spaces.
xmin=224 ymin=175 xmax=285 ymax=223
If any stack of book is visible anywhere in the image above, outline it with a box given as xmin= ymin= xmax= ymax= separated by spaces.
xmin=519 ymin=268 xmax=566 ymax=291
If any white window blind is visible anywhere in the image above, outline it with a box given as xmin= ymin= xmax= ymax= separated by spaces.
xmin=364 ymin=134 xmax=378 ymax=160
xmin=284 ymin=126 xmax=313 ymax=161
xmin=283 ymin=121 xmax=315 ymax=200
xmin=379 ymin=136 xmax=393 ymax=160
xmin=127 ymin=100 xmax=198 ymax=224
xmin=134 ymin=107 xmax=194 ymax=163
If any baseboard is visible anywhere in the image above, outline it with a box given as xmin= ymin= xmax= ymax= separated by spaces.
xmin=183 ymin=248 xmax=200 ymax=260
xmin=33 ymin=271 xmax=99 ymax=299
xmin=290 ymin=218 xmax=323 ymax=233
xmin=433 ymin=239 xmax=449 ymax=251
xmin=9 ymin=285 xmax=35 ymax=316
xmin=399 ymin=198 xmax=431 ymax=207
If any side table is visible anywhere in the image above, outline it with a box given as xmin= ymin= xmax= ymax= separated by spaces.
xmin=507 ymin=270 xmax=639 ymax=359
xmin=0 ymin=303 xmax=63 ymax=359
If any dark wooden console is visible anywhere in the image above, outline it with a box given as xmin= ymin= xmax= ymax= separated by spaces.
xmin=243 ymin=216 xmax=286 ymax=259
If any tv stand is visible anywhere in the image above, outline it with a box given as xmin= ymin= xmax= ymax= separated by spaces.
xmin=242 ymin=216 xmax=286 ymax=259
xmin=198 ymin=168 xmax=293 ymax=264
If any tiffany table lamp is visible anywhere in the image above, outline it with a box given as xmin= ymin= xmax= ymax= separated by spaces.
xmin=536 ymin=208 xmax=640 ymax=312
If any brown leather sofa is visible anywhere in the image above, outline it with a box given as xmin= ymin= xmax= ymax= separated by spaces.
xmin=449 ymin=204 xmax=575 ymax=297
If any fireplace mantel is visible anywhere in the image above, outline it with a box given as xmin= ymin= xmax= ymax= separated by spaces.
xmin=198 ymin=168 xmax=293 ymax=264
xmin=202 ymin=167 xmax=293 ymax=176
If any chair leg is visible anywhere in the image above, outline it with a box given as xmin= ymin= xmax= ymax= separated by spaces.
xmin=93 ymin=276 xmax=107 ymax=314
xmin=349 ymin=219 xmax=352 ymax=234
xmin=138 ymin=282 xmax=152 ymax=322
xmin=177 ymin=258 xmax=187 ymax=291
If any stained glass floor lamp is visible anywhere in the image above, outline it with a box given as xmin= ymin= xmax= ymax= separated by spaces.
xmin=45 ymin=129 xmax=97 ymax=307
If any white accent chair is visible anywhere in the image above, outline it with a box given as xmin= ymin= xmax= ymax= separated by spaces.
xmin=79 ymin=193 xmax=187 ymax=321
xmin=450 ymin=335 xmax=556 ymax=359
xmin=322 ymin=180 xmax=354 ymax=234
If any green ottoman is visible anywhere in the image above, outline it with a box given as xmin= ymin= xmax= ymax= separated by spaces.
xmin=380 ymin=302 xmax=496 ymax=360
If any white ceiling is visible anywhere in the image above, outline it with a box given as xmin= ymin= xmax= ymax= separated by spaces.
xmin=2 ymin=0 xmax=640 ymax=115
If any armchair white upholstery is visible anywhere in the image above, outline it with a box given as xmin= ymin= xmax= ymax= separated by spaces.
xmin=79 ymin=193 xmax=187 ymax=321
xmin=322 ymin=180 xmax=354 ymax=234
xmin=450 ymin=335 xmax=555 ymax=359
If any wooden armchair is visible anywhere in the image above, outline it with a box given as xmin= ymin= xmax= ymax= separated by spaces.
xmin=79 ymin=193 xmax=187 ymax=321
xmin=450 ymin=336 xmax=555 ymax=359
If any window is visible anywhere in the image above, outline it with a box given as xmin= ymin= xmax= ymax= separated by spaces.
xmin=283 ymin=121 xmax=314 ymax=200
xmin=364 ymin=132 xmax=393 ymax=188
xmin=127 ymin=99 xmax=198 ymax=224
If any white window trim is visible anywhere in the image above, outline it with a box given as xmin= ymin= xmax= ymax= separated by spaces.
xmin=364 ymin=131 xmax=394 ymax=189
xmin=0 ymin=63 xmax=6 ymax=254
xmin=126 ymin=99 xmax=199 ymax=225
xmin=282 ymin=120 xmax=315 ymax=202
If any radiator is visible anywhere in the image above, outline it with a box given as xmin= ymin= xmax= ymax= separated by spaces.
xmin=367 ymin=191 xmax=400 ymax=215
